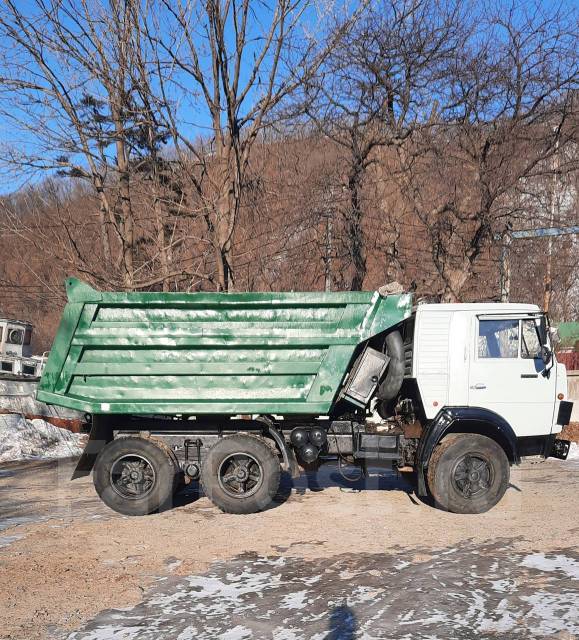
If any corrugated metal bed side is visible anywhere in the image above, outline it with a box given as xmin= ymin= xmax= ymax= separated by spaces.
xmin=37 ymin=278 xmax=412 ymax=415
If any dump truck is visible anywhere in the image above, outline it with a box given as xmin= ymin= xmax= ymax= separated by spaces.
xmin=37 ymin=278 xmax=573 ymax=516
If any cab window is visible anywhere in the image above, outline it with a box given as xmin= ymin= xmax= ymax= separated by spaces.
xmin=521 ymin=319 xmax=541 ymax=359
xmin=478 ymin=319 xmax=519 ymax=358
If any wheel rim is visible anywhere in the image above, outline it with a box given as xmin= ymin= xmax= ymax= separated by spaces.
xmin=110 ymin=454 xmax=156 ymax=500
xmin=218 ymin=452 xmax=263 ymax=499
xmin=451 ymin=454 xmax=493 ymax=499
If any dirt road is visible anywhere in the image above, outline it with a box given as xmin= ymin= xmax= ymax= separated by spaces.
xmin=1 ymin=456 xmax=578 ymax=639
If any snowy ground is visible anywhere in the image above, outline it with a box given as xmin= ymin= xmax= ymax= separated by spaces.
xmin=0 ymin=414 xmax=84 ymax=463
xmin=68 ymin=541 xmax=579 ymax=640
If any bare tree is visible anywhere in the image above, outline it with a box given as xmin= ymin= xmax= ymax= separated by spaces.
xmin=144 ymin=0 xmax=357 ymax=290
xmin=0 ymin=0 xmax=195 ymax=290
xmin=398 ymin=0 xmax=578 ymax=301
xmin=304 ymin=0 xmax=466 ymax=290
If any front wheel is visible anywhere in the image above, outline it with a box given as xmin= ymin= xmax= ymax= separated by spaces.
xmin=200 ymin=434 xmax=281 ymax=514
xmin=427 ymin=434 xmax=510 ymax=514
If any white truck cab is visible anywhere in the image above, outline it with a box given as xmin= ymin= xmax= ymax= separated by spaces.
xmin=411 ymin=303 xmax=568 ymax=438
xmin=394 ymin=302 xmax=573 ymax=513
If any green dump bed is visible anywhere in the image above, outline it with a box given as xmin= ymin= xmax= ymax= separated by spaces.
xmin=37 ymin=279 xmax=412 ymax=416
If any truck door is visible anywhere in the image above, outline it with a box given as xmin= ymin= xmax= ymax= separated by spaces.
xmin=468 ymin=316 xmax=556 ymax=437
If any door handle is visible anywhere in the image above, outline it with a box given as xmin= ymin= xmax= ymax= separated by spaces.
xmin=521 ymin=374 xmax=538 ymax=379
xmin=470 ymin=383 xmax=486 ymax=390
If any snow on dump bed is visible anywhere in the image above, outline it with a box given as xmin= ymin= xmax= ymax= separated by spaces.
xmin=0 ymin=414 xmax=84 ymax=462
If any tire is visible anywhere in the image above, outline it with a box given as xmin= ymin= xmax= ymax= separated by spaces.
xmin=93 ymin=437 xmax=178 ymax=516
xmin=377 ymin=330 xmax=404 ymax=418
xmin=200 ymin=434 xmax=281 ymax=514
xmin=427 ymin=434 xmax=510 ymax=514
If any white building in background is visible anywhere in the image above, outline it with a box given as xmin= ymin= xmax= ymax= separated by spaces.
xmin=0 ymin=319 xmax=46 ymax=377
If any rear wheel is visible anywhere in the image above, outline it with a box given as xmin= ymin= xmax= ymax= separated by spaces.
xmin=93 ymin=437 xmax=178 ymax=516
xmin=427 ymin=434 xmax=510 ymax=514
xmin=201 ymin=434 xmax=281 ymax=514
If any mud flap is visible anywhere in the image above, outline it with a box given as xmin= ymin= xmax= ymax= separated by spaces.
xmin=71 ymin=416 xmax=112 ymax=480
xmin=285 ymin=445 xmax=301 ymax=478
xmin=254 ymin=416 xmax=301 ymax=478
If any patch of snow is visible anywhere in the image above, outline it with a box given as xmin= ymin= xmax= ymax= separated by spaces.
xmin=165 ymin=559 xmax=183 ymax=572
xmin=399 ymin=611 xmax=450 ymax=626
xmin=70 ymin=625 xmax=143 ymax=640
xmin=360 ymin=291 xmax=379 ymax=334
xmin=272 ymin=629 xmax=304 ymax=640
xmin=146 ymin=568 xmax=281 ymax=618
xmin=0 ymin=414 xmax=84 ymax=462
xmin=478 ymin=598 xmax=518 ymax=633
xmin=521 ymin=592 xmax=579 ymax=635
xmin=552 ymin=441 xmax=579 ymax=462
xmin=268 ymin=556 xmax=287 ymax=567
xmin=281 ymin=590 xmax=309 ymax=609
xmin=490 ymin=578 xmax=514 ymax=593
xmin=220 ymin=626 xmax=253 ymax=640
xmin=400 ymin=609 xmax=415 ymax=622
xmin=522 ymin=553 xmax=579 ymax=580
xmin=349 ymin=585 xmax=384 ymax=604
xmin=464 ymin=589 xmax=488 ymax=628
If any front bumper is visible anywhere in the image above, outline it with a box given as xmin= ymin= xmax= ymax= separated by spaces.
xmin=550 ymin=438 xmax=571 ymax=460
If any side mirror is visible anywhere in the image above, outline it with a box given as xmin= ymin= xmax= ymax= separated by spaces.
xmin=540 ymin=345 xmax=552 ymax=366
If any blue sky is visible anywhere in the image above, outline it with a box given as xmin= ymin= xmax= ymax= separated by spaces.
xmin=0 ymin=0 xmax=575 ymax=195
xmin=0 ymin=0 xmax=341 ymax=193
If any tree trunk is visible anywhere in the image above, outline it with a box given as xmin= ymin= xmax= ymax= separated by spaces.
xmin=213 ymin=142 xmax=237 ymax=291
xmin=118 ymin=171 xmax=134 ymax=290
xmin=154 ymin=195 xmax=170 ymax=292
xmin=92 ymin=177 xmax=113 ymax=271
xmin=347 ymin=166 xmax=366 ymax=291
xmin=112 ymin=110 xmax=134 ymax=290
xmin=439 ymin=260 xmax=472 ymax=302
